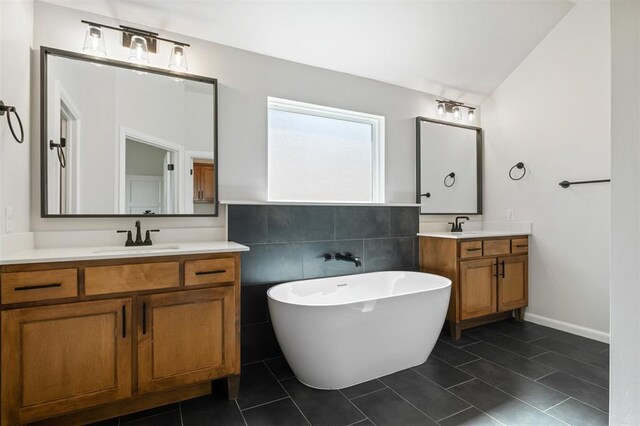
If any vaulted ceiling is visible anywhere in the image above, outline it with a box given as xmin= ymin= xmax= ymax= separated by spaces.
xmin=41 ymin=0 xmax=574 ymax=104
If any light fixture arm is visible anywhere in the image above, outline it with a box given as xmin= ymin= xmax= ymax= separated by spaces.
xmin=80 ymin=20 xmax=190 ymax=47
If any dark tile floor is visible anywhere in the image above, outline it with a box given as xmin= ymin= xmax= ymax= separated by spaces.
xmin=96 ymin=319 xmax=609 ymax=426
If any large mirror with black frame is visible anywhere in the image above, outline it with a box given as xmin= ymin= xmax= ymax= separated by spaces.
xmin=416 ymin=117 xmax=482 ymax=215
xmin=41 ymin=47 xmax=218 ymax=217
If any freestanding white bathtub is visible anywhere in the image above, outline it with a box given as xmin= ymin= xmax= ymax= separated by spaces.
xmin=267 ymin=271 xmax=451 ymax=389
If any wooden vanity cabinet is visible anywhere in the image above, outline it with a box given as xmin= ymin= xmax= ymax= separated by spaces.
xmin=0 ymin=252 xmax=241 ymax=426
xmin=193 ymin=162 xmax=215 ymax=203
xmin=420 ymin=236 xmax=529 ymax=340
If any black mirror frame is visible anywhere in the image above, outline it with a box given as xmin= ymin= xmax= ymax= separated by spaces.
xmin=415 ymin=116 xmax=483 ymax=215
xmin=40 ymin=46 xmax=219 ymax=218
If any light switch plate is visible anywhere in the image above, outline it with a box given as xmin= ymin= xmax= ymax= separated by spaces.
xmin=506 ymin=208 xmax=514 ymax=221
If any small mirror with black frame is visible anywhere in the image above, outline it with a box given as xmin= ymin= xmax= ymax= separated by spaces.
xmin=416 ymin=117 xmax=483 ymax=215
xmin=41 ymin=46 xmax=218 ymax=217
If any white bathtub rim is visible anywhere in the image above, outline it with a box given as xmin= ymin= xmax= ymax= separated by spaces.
xmin=267 ymin=271 xmax=451 ymax=307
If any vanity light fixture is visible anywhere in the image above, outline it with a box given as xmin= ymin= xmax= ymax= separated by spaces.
xmin=128 ymin=35 xmax=150 ymax=64
xmin=467 ymin=108 xmax=476 ymax=122
xmin=435 ymin=100 xmax=476 ymax=122
xmin=83 ymin=24 xmax=107 ymax=56
xmin=169 ymin=44 xmax=188 ymax=72
xmin=80 ymin=20 xmax=190 ymax=71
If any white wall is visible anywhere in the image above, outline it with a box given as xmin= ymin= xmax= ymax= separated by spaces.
xmin=31 ymin=1 xmax=477 ymax=232
xmin=610 ymin=0 xmax=640 ymax=421
xmin=0 ymin=0 xmax=33 ymax=238
xmin=481 ymin=1 xmax=611 ymax=338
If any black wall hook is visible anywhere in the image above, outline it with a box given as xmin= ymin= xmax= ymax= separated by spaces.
xmin=0 ymin=100 xmax=24 ymax=144
xmin=444 ymin=172 xmax=456 ymax=188
xmin=49 ymin=138 xmax=67 ymax=168
xmin=509 ymin=162 xmax=526 ymax=180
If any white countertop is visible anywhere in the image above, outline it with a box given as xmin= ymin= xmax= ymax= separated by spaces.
xmin=417 ymin=230 xmax=531 ymax=239
xmin=0 ymin=241 xmax=249 ymax=265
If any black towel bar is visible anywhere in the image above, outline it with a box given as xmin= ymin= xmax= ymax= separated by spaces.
xmin=559 ymin=179 xmax=610 ymax=188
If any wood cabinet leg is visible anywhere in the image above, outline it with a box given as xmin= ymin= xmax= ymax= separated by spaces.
xmin=226 ymin=374 xmax=241 ymax=400
xmin=448 ymin=322 xmax=462 ymax=341
xmin=514 ymin=308 xmax=525 ymax=322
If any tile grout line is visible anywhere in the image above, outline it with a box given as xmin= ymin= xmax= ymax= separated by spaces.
xmin=383 ymin=385 xmax=440 ymax=424
xmin=534 ymin=370 xmax=559 ymax=382
xmin=235 ymin=399 xmax=249 ymax=426
xmin=239 ymin=396 xmax=290 ymax=412
xmin=337 ymin=388 xmax=374 ymax=426
xmin=444 ymin=378 xmax=476 ymax=390
xmin=434 ymin=406 xmax=475 ymax=423
xmin=543 ymin=397 xmax=571 ymax=413
xmin=349 ymin=386 xmax=388 ymax=401
xmin=263 ymin=361 xmax=312 ymax=426
xmin=467 ymin=333 xmax=554 ymax=360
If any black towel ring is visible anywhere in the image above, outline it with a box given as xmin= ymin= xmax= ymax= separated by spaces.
xmin=444 ymin=172 xmax=456 ymax=188
xmin=0 ymin=100 xmax=24 ymax=144
xmin=49 ymin=139 xmax=67 ymax=168
xmin=509 ymin=162 xmax=526 ymax=181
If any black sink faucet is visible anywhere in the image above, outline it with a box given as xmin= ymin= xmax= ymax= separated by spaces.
xmin=117 ymin=221 xmax=160 ymax=246
xmin=449 ymin=216 xmax=470 ymax=233
xmin=335 ymin=252 xmax=362 ymax=267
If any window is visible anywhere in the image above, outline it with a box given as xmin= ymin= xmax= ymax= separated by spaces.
xmin=268 ymin=97 xmax=385 ymax=203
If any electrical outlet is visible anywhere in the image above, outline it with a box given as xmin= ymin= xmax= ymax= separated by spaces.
xmin=5 ymin=206 xmax=13 ymax=233
xmin=506 ymin=208 xmax=514 ymax=221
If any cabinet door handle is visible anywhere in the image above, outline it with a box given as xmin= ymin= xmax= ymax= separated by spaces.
xmin=195 ymin=269 xmax=227 ymax=276
xmin=14 ymin=283 xmax=61 ymax=291
xmin=493 ymin=261 xmax=499 ymax=278
xmin=500 ymin=261 xmax=506 ymax=278
xmin=122 ymin=305 xmax=127 ymax=338
xmin=142 ymin=302 xmax=147 ymax=335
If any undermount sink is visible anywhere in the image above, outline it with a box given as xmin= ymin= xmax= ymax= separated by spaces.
xmin=93 ymin=244 xmax=181 ymax=254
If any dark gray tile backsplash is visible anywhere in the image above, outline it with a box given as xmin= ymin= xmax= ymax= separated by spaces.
xmin=335 ymin=206 xmax=391 ymax=239
xmin=267 ymin=205 xmax=335 ymax=243
xmin=229 ymin=204 xmax=420 ymax=365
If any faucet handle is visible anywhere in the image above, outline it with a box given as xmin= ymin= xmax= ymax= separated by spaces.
xmin=117 ymin=230 xmax=134 ymax=246
xmin=143 ymin=229 xmax=160 ymax=246
xmin=448 ymin=222 xmax=456 ymax=232
xmin=323 ymin=253 xmax=334 ymax=262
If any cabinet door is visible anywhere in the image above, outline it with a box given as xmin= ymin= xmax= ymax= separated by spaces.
xmin=201 ymin=164 xmax=215 ymax=202
xmin=137 ymin=287 xmax=237 ymax=394
xmin=1 ymin=299 xmax=132 ymax=425
xmin=498 ymin=255 xmax=528 ymax=311
xmin=459 ymin=258 xmax=497 ymax=320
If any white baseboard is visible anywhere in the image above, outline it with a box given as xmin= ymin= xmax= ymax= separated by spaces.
xmin=524 ymin=312 xmax=610 ymax=344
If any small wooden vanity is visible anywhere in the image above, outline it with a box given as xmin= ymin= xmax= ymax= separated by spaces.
xmin=0 ymin=245 xmax=245 ymax=426
xmin=419 ymin=234 xmax=529 ymax=340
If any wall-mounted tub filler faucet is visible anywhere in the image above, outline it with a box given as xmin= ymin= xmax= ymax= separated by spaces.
xmin=448 ymin=216 xmax=470 ymax=233
xmin=335 ymin=252 xmax=362 ymax=267
xmin=117 ymin=221 xmax=160 ymax=246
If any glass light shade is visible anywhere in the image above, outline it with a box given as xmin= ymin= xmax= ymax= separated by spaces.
xmin=437 ymin=102 xmax=446 ymax=117
xmin=169 ymin=44 xmax=188 ymax=72
xmin=83 ymin=25 xmax=107 ymax=56
xmin=129 ymin=35 xmax=150 ymax=65
xmin=467 ymin=108 xmax=475 ymax=122
xmin=452 ymin=106 xmax=461 ymax=120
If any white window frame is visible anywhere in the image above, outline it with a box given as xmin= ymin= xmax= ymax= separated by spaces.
xmin=267 ymin=97 xmax=385 ymax=203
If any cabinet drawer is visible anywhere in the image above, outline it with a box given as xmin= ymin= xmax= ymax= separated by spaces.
xmin=460 ymin=241 xmax=483 ymax=259
xmin=185 ymin=258 xmax=235 ymax=287
xmin=483 ymin=239 xmax=510 ymax=256
xmin=511 ymin=237 xmax=529 ymax=254
xmin=1 ymin=269 xmax=78 ymax=304
xmin=85 ymin=262 xmax=179 ymax=295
